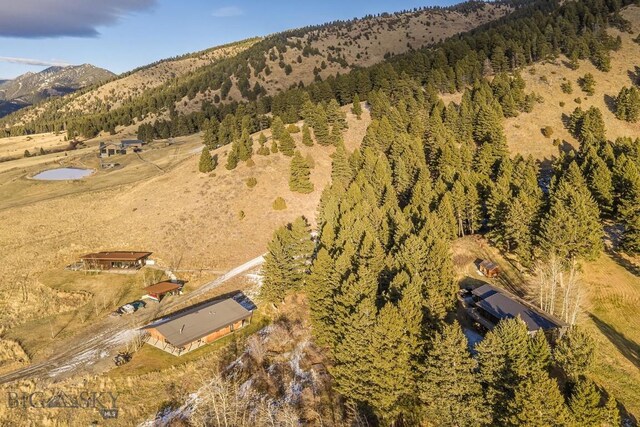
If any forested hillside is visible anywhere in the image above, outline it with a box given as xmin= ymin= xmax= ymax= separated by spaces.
xmin=0 ymin=1 xmax=512 ymax=139
xmin=245 ymin=0 xmax=640 ymax=424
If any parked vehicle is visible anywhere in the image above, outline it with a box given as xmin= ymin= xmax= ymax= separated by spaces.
xmin=114 ymin=352 xmax=131 ymax=366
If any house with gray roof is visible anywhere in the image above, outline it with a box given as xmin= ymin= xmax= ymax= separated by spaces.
xmin=143 ymin=298 xmax=252 ymax=356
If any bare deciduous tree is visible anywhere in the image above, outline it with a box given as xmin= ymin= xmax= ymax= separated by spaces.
xmin=532 ymin=255 xmax=583 ymax=325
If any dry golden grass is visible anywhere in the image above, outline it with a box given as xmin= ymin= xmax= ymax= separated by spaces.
xmin=0 ymin=107 xmax=369 ymax=367
xmin=503 ymin=5 xmax=640 ymax=160
xmin=0 ymin=132 xmax=68 ymax=160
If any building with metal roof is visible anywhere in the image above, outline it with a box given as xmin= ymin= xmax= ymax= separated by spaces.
xmin=465 ymin=283 xmax=568 ymax=335
xmin=143 ymin=298 xmax=253 ymax=355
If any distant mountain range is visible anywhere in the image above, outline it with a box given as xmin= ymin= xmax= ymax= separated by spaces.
xmin=0 ymin=64 xmax=115 ymax=118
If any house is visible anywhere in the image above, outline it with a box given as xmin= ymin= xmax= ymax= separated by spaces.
xmin=79 ymin=251 xmax=152 ymax=271
xmin=99 ymin=139 xmax=145 ymax=157
xmin=478 ymin=260 xmax=500 ymax=278
xmin=143 ymin=298 xmax=252 ymax=356
xmin=462 ymin=283 xmax=567 ymax=336
xmin=143 ymin=281 xmax=183 ymax=301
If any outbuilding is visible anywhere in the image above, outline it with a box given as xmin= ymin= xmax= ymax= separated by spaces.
xmin=478 ymin=260 xmax=500 ymax=278
xmin=144 ymin=281 xmax=183 ymax=301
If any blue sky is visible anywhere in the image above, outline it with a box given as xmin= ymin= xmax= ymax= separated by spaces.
xmin=0 ymin=0 xmax=457 ymax=80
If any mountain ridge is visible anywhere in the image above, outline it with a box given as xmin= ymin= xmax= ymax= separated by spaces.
xmin=0 ymin=64 xmax=115 ymax=117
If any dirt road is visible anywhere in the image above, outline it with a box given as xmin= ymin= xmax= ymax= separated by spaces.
xmin=0 ymin=255 xmax=265 ymax=384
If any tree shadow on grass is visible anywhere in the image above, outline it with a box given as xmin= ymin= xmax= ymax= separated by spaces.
xmin=628 ymin=66 xmax=640 ymax=85
xmin=589 ymin=313 xmax=640 ymax=369
xmin=605 ymin=245 xmax=640 ymax=277
xmin=604 ymin=93 xmax=617 ymax=115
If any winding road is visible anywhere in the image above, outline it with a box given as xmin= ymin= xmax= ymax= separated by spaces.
xmin=0 ymin=255 xmax=265 ymax=385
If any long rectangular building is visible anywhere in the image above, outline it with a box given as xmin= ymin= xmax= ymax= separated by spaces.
xmin=466 ymin=283 xmax=567 ymax=335
xmin=79 ymin=251 xmax=152 ymax=270
xmin=143 ymin=298 xmax=252 ymax=356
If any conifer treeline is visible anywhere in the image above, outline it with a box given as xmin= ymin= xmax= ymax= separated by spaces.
xmin=0 ymin=0 xmax=631 ymax=141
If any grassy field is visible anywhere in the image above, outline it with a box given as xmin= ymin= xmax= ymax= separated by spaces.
xmin=0 ymin=105 xmax=370 ymax=385
xmin=453 ymin=236 xmax=640 ymax=420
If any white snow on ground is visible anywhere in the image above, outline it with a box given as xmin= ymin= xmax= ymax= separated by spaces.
xmin=47 ymin=329 xmax=140 ymax=379
xmin=463 ymin=327 xmax=483 ymax=353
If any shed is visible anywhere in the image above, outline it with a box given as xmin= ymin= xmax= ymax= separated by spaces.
xmin=478 ymin=260 xmax=500 ymax=278
xmin=143 ymin=298 xmax=252 ymax=355
xmin=144 ymin=281 xmax=182 ymax=301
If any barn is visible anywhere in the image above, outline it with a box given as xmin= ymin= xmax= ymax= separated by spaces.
xmin=143 ymin=298 xmax=252 ymax=356
xmin=79 ymin=251 xmax=152 ymax=271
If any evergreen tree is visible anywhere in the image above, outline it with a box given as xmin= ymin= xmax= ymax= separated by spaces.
xmin=352 ymin=93 xmax=363 ymax=119
xmin=419 ymin=322 xmax=490 ymax=427
xmin=260 ymin=217 xmax=313 ymax=303
xmin=256 ymin=132 xmax=270 ymax=155
xmin=202 ymin=118 xmax=219 ymax=148
xmin=330 ymin=124 xmax=343 ymax=146
xmin=237 ymin=128 xmax=253 ymax=161
xmin=198 ymin=148 xmax=215 ymax=173
xmin=506 ymin=369 xmax=571 ymax=427
xmin=578 ymin=73 xmax=596 ymax=96
xmin=476 ymin=318 xmax=531 ymax=422
xmin=225 ymin=147 xmax=238 ymax=170
xmin=331 ymin=140 xmax=352 ymax=188
xmin=289 ymin=150 xmax=314 ymax=193
xmin=527 ymin=330 xmax=552 ymax=373
xmin=569 ymin=378 xmax=607 ymax=427
xmin=554 ymin=326 xmax=596 ymax=382
xmin=327 ymin=99 xmax=348 ymax=130
xmin=615 ymin=86 xmax=640 ymax=122
xmin=314 ymin=106 xmax=332 ymax=146
xmin=538 ymin=162 xmax=603 ymax=260
xmin=302 ymin=123 xmax=314 ymax=146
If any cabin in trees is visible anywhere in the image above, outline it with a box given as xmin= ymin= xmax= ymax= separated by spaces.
xmin=143 ymin=298 xmax=252 ymax=356
xmin=143 ymin=281 xmax=183 ymax=301
xmin=79 ymin=251 xmax=152 ymax=271
xmin=478 ymin=260 xmax=501 ymax=278
xmin=461 ymin=284 xmax=567 ymax=337
xmin=99 ymin=139 xmax=144 ymax=157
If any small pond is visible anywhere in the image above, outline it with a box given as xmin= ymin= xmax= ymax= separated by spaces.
xmin=32 ymin=167 xmax=94 ymax=181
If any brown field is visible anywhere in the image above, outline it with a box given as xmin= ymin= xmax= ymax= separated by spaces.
xmin=0 ymin=106 xmax=370 ymax=373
